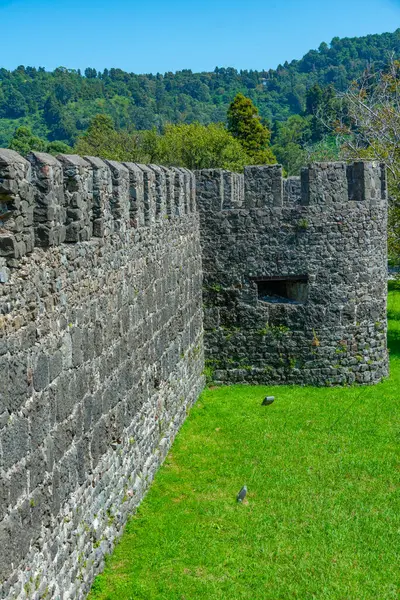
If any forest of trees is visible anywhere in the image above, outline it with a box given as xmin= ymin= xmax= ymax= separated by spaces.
xmin=1 ymin=28 xmax=400 ymax=150
xmin=4 ymin=28 xmax=400 ymax=257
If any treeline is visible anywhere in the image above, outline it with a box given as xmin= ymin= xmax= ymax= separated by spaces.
xmin=8 ymin=82 xmax=339 ymax=176
xmin=1 ymin=28 xmax=400 ymax=149
xmin=9 ymin=94 xmax=278 ymax=173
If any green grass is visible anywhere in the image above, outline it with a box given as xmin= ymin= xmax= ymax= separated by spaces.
xmin=89 ymin=283 xmax=400 ymax=600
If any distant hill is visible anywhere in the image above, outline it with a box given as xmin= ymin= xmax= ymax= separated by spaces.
xmin=1 ymin=28 xmax=400 ymax=147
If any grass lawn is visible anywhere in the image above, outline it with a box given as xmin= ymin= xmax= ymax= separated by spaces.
xmin=89 ymin=284 xmax=400 ymax=600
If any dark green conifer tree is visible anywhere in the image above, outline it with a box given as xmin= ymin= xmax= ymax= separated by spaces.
xmin=227 ymin=93 xmax=276 ymax=164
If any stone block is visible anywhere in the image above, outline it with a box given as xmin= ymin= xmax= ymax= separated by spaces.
xmin=194 ymin=169 xmax=224 ymax=213
xmin=27 ymin=151 xmax=66 ymax=246
xmin=103 ymin=160 xmax=130 ymax=231
xmin=57 ymin=154 xmax=93 ymax=241
xmin=135 ymin=164 xmax=156 ymax=224
xmin=84 ymin=156 xmax=114 ymax=237
xmin=27 ymin=393 xmax=51 ymax=451
xmin=148 ymin=164 xmax=167 ymax=219
xmin=0 ymin=149 xmax=34 ymax=263
xmin=1 ymin=415 xmax=29 ymax=471
xmin=33 ymin=353 xmax=49 ymax=392
xmin=301 ymin=162 xmax=347 ymax=206
xmin=244 ymin=165 xmax=283 ymax=208
xmin=123 ymin=162 xmax=146 ymax=226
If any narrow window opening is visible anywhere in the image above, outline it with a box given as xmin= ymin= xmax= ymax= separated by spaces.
xmin=252 ymin=275 xmax=308 ymax=304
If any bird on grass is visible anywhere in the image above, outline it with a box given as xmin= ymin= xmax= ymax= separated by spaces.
xmin=236 ymin=485 xmax=247 ymax=503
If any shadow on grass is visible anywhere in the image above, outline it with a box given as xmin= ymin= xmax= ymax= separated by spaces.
xmin=388 ymin=280 xmax=400 ymax=321
xmin=387 ymin=330 xmax=400 ymax=357
xmin=387 ymin=280 xmax=400 ymax=356
xmin=387 ymin=311 xmax=400 ymax=322
xmin=388 ymin=280 xmax=400 ymax=292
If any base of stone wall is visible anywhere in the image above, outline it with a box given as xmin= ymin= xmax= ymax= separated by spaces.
xmin=211 ymin=362 xmax=389 ymax=387
xmin=1 ymin=374 xmax=205 ymax=600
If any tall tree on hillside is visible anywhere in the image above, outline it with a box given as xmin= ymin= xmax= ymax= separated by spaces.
xmin=43 ymin=95 xmax=63 ymax=127
xmin=0 ymin=83 xmax=28 ymax=118
xmin=227 ymin=93 xmax=276 ymax=164
xmin=305 ymin=84 xmax=338 ymax=142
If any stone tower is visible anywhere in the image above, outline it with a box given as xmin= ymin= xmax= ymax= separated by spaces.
xmin=196 ymin=161 xmax=388 ymax=386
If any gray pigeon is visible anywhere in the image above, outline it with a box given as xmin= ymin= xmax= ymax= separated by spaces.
xmin=237 ymin=485 xmax=247 ymax=503
xmin=262 ymin=396 xmax=275 ymax=406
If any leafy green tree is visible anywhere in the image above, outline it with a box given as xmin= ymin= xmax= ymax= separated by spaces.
xmin=43 ymin=95 xmax=63 ymax=126
xmin=0 ymin=84 xmax=28 ymax=118
xmin=8 ymin=126 xmax=72 ymax=156
xmin=84 ymin=68 xmax=97 ymax=79
xmin=47 ymin=140 xmax=72 ymax=155
xmin=307 ymin=137 xmax=341 ymax=163
xmin=137 ymin=128 xmax=161 ymax=163
xmin=74 ymin=114 xmax=145 ymax=162
xmin=227 ymin=93 xmax=276 ymax=164
xmin=305 ymin=83 xmax=323 ymax=116
xmin=154 ymin=122 xmax=252 ymax=171
xmin=306 ymin=84 xmax=338 ymax=142
xmin=8 ymin=126 xmax=47 ymax=154
xmin=43 ymin=95 xmax=77 ymax=143
xmin=75 ymin=117 xmax=253 ymax=171
xmin=272 ymin=115 xmax=311 ymax=174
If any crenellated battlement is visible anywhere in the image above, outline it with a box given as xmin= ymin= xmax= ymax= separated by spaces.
xmin=195 ymin=161 xmax=386 ymax=214
xmin=1 ymin=152 xmax=386 ymax=275
xmin=0 ymin=149 xmax=197 ymax=270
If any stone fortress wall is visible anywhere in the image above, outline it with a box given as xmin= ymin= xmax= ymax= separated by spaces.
xmin=0 ymin=150 xmax=204 ymax=599
xmin=0 ymin=150 xmax=389 ymax=599
xmin=196 ymin=162 xmax=388 ymax=386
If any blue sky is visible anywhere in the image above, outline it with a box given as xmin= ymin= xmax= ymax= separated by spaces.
xmin=1 ymin=0 xmax=400 ymax=74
